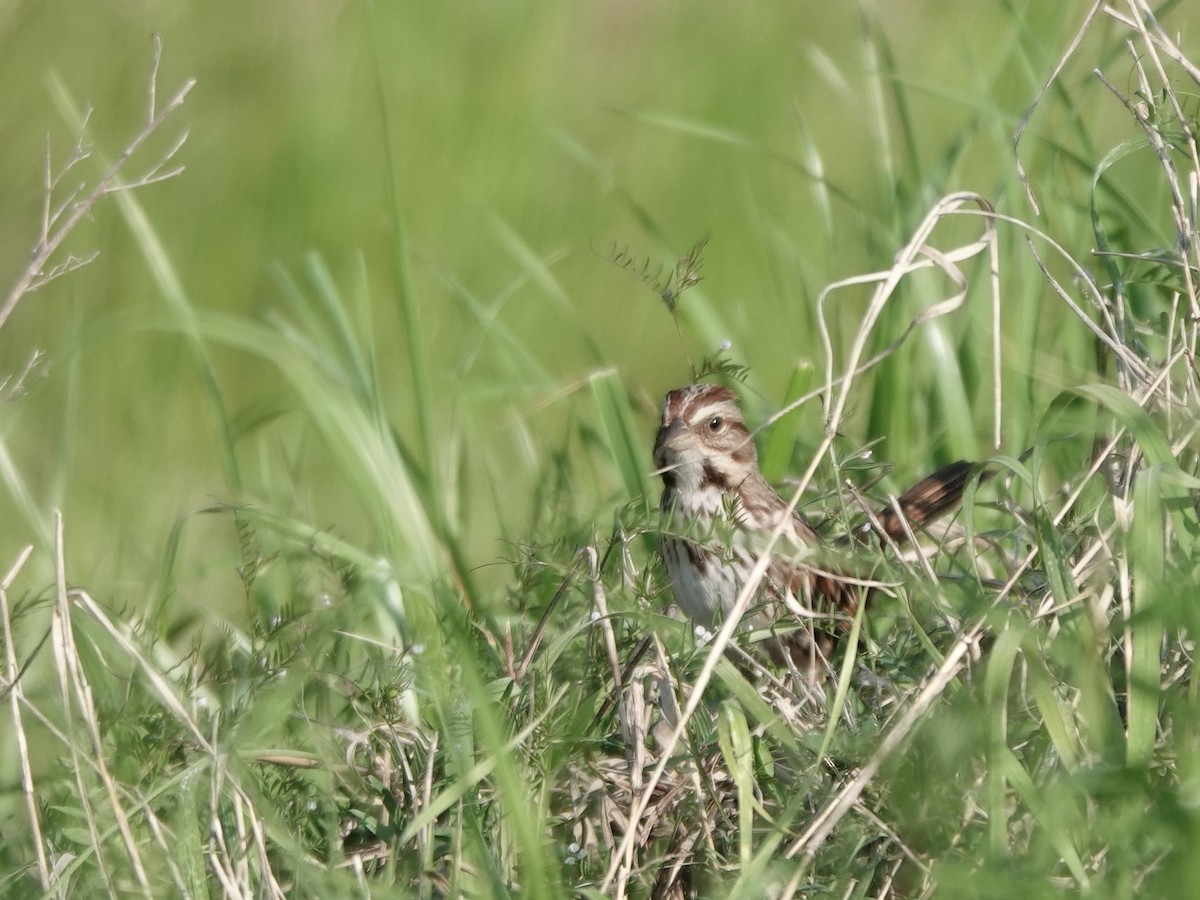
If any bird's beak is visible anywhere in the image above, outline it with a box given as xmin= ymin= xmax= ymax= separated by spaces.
xmin=654 ymin=420 xmax=689 ymax=458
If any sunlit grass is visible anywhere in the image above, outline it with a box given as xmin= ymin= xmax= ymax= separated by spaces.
xmin=2 ymin=0 xmax=1200 ymax=897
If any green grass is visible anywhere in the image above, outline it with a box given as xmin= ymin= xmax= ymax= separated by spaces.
xmin=2 ymin=0 xmax=1200 ymax=896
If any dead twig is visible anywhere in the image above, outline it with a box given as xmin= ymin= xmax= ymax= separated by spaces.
xmin=0 ymin=35 xmax=195 ymax=336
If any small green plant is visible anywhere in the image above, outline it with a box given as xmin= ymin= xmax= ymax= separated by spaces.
xmin=607 ymin=235 xmax=755 ymax=386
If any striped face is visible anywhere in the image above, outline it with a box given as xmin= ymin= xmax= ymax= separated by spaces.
xmin=653 ymin=384 xmax=758 ymax=497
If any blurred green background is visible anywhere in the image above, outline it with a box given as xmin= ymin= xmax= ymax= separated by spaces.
xmin=0 ymin=0 xmax=1168 ymax=616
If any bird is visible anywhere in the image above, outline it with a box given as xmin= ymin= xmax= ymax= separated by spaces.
xmin=653 ymin=382 xmax=973 ymax=681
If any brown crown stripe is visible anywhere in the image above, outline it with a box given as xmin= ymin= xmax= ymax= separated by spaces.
xmin=662 ymin=384 xmax=739 ymax=427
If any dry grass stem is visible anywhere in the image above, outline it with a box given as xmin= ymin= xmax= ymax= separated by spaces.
xmin=0 ymin=35 xmax=195 ymax=336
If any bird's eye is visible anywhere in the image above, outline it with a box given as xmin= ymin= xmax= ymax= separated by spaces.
xmin=707 ymin=416 xmax=723 ymax=431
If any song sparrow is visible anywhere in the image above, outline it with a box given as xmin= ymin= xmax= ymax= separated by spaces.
xmin=654 ymin=383 xmax=972 ymax=678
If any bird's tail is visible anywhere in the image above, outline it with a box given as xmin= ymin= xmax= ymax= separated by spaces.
xmin=872 ymin=460 xmax=978 ymax=542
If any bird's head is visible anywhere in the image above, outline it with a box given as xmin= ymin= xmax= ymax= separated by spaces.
xmin=653 ymin=383 xmax=758 ymax=493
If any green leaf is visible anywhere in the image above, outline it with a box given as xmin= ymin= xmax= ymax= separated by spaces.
xmin=1072 ymin=384 xmax=1173 ymax=467
xmin=983 ymin=625 xmax=1024 ymax=853
xmin=1127 ymin=467 xmax=1165 ymax=768
xmin=717 ymin=699 xmax=756 ymax=866
xmin=590 ymin=370 xmax=651 ymax=501
xmin=760 ymin=362 xmax=815 ymax=482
